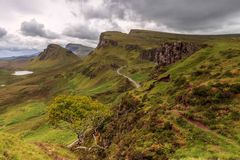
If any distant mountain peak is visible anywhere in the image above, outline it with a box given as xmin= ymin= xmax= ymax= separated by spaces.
xmin=65 ymin=43 xmax=94 ymax=57
xmin=38 ymin=44 xmax=77 ymax=61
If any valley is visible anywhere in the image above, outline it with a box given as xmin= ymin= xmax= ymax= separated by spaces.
xmin=0 ymin=29 xmax=240 ymax=160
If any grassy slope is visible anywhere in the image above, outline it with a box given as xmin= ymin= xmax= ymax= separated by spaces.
xmin=0 ymin=69 xmax=11 ymax=84
xmin=127 ymin=33 xmax=240 ymax=159
xmin=0 ymin=132 xmax=51 ymax=160
xmin=165 ymin=40 xmax=240 ymax=159
xmin=26 ymin=44 xmax=79 ymax=71
xmin=82 ymin=30 xmax=240 ymax=159
xmin=0 ymin=131 xmax=77 ymax=160
xmin=0 ymin=38 xmax=141 ymax=158
xmin=0 ymin=52 xmax=82 ymax=159
xmin=0 ymin=30 xmax=239 ymax=159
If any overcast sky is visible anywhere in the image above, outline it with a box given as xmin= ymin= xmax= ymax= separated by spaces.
xmin=1 ymin=0 xmax=240 ymax=57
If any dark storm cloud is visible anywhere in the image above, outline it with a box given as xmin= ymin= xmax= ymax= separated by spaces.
xmin=63 ymin=24 xmax=99 ymax=40
xmin=110 ymin=0 xmax=240 ymax=32
xmin=66 ymin=0 xmax=126 ymax=19
xmin=70 ymin=0 xmax=240 ymax=33
xmin=21 ymin=19 xmax=58 ymax=39
xmin=85 ymin=1 xmax=125 ymax=19
xmin=0 ymin=27 xmax=7 ymax=38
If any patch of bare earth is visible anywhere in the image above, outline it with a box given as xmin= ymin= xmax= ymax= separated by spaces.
xmin=35 ymin=142 xmax=71 ymax=160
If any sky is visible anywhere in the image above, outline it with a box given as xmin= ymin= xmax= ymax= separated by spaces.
xmin=0 ymin=0 xmax=240 ymax=58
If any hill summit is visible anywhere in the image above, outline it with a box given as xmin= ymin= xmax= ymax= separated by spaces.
xmin=37 ymin=44 xmax=78 ymax=61
xmin=28 ymin=44 xmax=79 ymax=69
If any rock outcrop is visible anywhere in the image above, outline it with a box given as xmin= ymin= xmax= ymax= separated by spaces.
xmin=125 ymin=44 xmax=140 ymax=51
xmin=141 ymin=42 xmax=201 ymax=66
xmin=97 ymin=33 xmax=118 ymax=48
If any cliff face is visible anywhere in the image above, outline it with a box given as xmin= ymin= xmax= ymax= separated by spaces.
xmin=97 ymin=33 xmax=118 ymax=48
xmin=97 ymin=32 xmax=202 ymax=67
xmin=141 ymin=42 xmax=201 ymax=66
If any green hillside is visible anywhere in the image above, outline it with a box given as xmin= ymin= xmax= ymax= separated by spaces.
xmin=0 ymin=132 xmax=51 ymax=160
xmin=72 ymin=30 xmax=240 ymax=159
xmin=27 ymin=44 xmax=79 ymax=70
xmin=0 ymin=29 xmax=240 ymax=159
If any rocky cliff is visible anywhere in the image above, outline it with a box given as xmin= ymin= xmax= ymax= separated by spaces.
xmin=97 ymin=33 xmax=118 ymax=48
xmin=140 ymin=42 xmax=201 ymax=66
xmin=96 ymin=31 xmax=202 ymax=67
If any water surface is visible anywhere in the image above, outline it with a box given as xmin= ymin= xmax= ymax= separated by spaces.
xmin=12 ymin=71 xmax=33 ymax=76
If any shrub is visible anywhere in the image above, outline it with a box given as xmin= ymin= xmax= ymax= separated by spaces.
xmin=229 ymin=83 xmax=240 ymax=94
xmin=204 ymin=109 xmax=216 ymax=120
xmin=174 ymin=76 xmax=187 ymax=87
xmin=191 ymin=70 xmax=210 ymax=77
xmin=192 ymin=86 xmax=210 ymax=97
xmin=212 ymin=92 xmax=231 ymax=103
xmin=231 ymin=111 xmax=240 ymax=121
xmin=142 ymin=94 xmax=148 ymax=102
xmin=223 ymin=71 xmax=234 ymax=78
xmin=176 ymin=117 xmax=187 ymax=127
xmin=219 ymin=49 xmax=240 ymax=59
xmin=212 ymin=83 xmax=229 ymax=88
xmin=163 ymin=121 xmax=172 ymax=130
xmin=48 ymin=95 xmax=110 ymax=141
xmin=117 ymin=93 xmax=142 ymax=114
xmin=188 ymin=84 xmax=234 ymax=106
xmin=184 ymin=111 xmax=194 ymax=119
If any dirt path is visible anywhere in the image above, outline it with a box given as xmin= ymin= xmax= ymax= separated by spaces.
xmin=117 ymin=66 xmax=140 ymax=88
xmin=172 ymin=110 xmax=240 ymax=149
xmin=172 ymin=110 xmax=210 ymax=131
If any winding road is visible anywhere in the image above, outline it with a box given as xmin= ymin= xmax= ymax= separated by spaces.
xmin=67 ymin=66 xmax=140 ymax=150
xmin=117 ymin=66 xmax=140 ymax=89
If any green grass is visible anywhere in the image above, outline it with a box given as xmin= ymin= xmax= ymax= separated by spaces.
xmin=116 ymin=32 xmax=240 ymax=159
xmin=0 ymin=69 xmax=11 ymax=84
xmin=22 ymin=123 xmax=76 ymax=145
xmin=0 ymin=101 xmax=77 ymax=159
xmin=66 ymin=71 xmax=119 ymax=94
xmin=173 ymin=117 xmax=240 ymax=159
xmin=0 ymin=101 xmax=76 ymax=145
xmin=1 ymin=30 xmax=240 ymax=159
xmin=0 ymin=132 xmax=51 ymax=160
xmin=0 ymin=102 xmax=45 ymax=126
